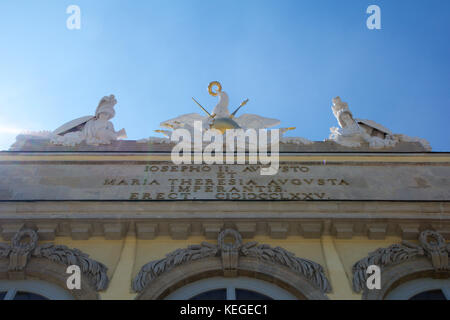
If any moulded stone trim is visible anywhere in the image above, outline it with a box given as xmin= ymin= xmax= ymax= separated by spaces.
xmin=1 ymin=219 xmax=450 ymax=241
xmin=235 ymin=223 xmax=257 ymax=238
xmin=202 ymin=223 xmax=224 ymax=239
xmin=268 ymin=222 xmax=289 ymax=239
xmin=136 ymin=223 xmax=158 ymax=239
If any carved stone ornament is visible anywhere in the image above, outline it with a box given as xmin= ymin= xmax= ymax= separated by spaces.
xmin=0 ymin=229 xmax=109 ymax=291
xmin=10 ymin=95 xmax=127 ymax=149
xmin=50 ymin=95 xmax=127 ymax=146
xmin=138 ymin=81 xmax=312 ymax=146
xmin=352 ymin=230 xmax=449 ymax=293
xmin=328 ymin=96 xmax=431 ymax=151
xmin=132 ymin=229 xmax=331 ymax=293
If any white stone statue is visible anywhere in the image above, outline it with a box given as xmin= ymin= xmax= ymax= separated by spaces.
xmin=51 ymin=95 xmax=127 ymax=146
xmin=328 ymin=96 xmax=431 ymax=150
xmin=139 ymin=81 xmax=312 ymax=146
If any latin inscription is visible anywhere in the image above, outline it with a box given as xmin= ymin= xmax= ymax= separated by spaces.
xmin=102 ymin=164 xmax=350 ymax=200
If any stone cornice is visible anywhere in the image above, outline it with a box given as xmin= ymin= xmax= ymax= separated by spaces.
xmin=1 ymin=151 xmax=450 ymax=164
xmin=0 ymin=201 xmax=449 ymax=240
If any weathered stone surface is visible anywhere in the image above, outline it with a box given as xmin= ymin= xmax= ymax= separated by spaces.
xmin=367 ymin=224 xmax=388 ymax=240
xmin=136 ymin=223 xmax=159 ymax=240
xmin=8 ymin=139 xmax=429 ymax=152
xmin=268 ymin=222 xmax=289 ymax=239
xmin=103 ymin=223 xmax=126 ymax=240
xmin=235 ymin=223 xmax=257 ymax=238
xmin=169 ymin=223 xmax=191 ymax=240
xmin=70 ymin=223 xmax=92 ymax=240
xmin=332 ymin=223 xmax=354 ymax=239
xmin=398 ymin=224 xmax=421 ymax=240
xmin=202 ymin=223 xmax=224 ymax=239
xmin=36 ymin=223 xmax=58 ymax=240
xmin=300 ymin=223 xmax=323 ymax=238
xmin=0 ymin=155 xmax=448 ymax=201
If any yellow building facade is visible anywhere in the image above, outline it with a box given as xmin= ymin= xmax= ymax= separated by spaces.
xmin=0 ymin=149 xmax=449 ymax=300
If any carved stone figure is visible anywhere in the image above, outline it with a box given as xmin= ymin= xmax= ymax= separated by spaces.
xmin=50 ymin=95 xmax=127 ymax=146
xmin=0 ymin=229 xmax=109 ymax=291
xmin=328 ymin=96 xmax=431 ymax=150
xmin=132 ymin=229 xmax=331 ymax=294
xmin=139 ymin=81 xmax=312 ymax=146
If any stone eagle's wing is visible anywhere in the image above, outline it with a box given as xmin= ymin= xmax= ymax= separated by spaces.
xmin=160 ymin=113 xmax=206 ymax=129
xmin=234 ymin=114 xmax=281 ymax=129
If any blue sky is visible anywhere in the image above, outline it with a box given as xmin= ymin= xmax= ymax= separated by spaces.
xmin=0 ymin=0 xmax=449 ymax=151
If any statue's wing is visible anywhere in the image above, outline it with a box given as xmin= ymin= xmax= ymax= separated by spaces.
xmin=234 ymin=114 xmax=281 ymax=129
xmin=356 ymin=118 xmax=393 ymax=135
xmin=53 ymin=116 xmax=94 ymax=136
xmin=160 ymin=113 xmax=206 ymax=129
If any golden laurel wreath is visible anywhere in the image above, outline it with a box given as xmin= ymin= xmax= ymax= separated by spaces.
xmin=208 ymin=81 xmax=222 ymax=96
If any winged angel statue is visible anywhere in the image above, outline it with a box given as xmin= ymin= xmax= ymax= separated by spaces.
xmin=139 ymin=81 xmax=312 ymax=146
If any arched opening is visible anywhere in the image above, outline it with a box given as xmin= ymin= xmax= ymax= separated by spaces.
xmin=385 ymin=277 xmax=450 ymax=300
xmin=135 ymin=256 xmax=329 ymax=300
xmin=0 ymin=258 xmax=100 ymax=300
xmin=362 ymin=258 xmax=450 ymax=300
xmin=165 ymin=276 xmax=297 ymax=300
xmin=0 ymin=279 xmax=75 ymax=300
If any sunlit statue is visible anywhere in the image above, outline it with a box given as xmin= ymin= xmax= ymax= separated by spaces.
xmin=51 ymin=95 xmax=127 ymax=146
xmin=328 ymin=96 xmax=431 ymax=150
xmin=140 ymin=81 xmax=312 ymax=146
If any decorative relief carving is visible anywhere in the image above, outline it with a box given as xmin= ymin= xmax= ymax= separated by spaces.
xmin=0 ymin=229 xmax=109 ymax=291
xmin=132 ymin=242 xmax=218 ymax=292
xmin=352 ymin=230 xmax=449 ymax=293
xmin=133 ymin=229 xmax=331 ymax=293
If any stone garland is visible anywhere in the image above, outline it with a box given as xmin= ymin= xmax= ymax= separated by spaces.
xmin=133 ymin=229 xmax=331 ymax=294
xmin=352 ymin=230 xmax=450 ymax=293
xmin=0 ymin=229 xmax=109 ymax=291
